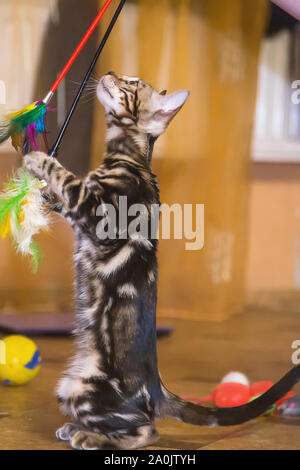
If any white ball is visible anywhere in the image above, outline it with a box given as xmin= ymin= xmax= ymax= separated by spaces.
xmin=221 ymin=371 xmax=249 ymax=386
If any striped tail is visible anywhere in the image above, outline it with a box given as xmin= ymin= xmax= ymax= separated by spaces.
xmin=161 ymin=364 xmax=300 ymax=426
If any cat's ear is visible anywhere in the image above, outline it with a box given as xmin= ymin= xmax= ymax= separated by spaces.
xmin=154 ymin=90 xmax=190 ymax=125
xmin=148 ymin=89 xmax=189 ymax=136
xmin=159 ymin=90 xmax=189 ymax=113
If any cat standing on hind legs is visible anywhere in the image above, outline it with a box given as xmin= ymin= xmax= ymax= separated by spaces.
xmin=24 ymin=72 xmax=189 ymax=449
xmin=24 ymin=72 xmax=300 ymax=450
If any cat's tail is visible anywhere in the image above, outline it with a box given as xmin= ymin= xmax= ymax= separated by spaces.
xmin=160 ymin=364 xmax=300 ymax=426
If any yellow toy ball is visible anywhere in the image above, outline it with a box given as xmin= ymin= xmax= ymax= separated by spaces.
xmin=0 ymin=335 xmax=41 ymax=386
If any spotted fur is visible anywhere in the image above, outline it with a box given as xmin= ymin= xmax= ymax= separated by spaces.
xmin=23 ymin=72 xmax=300 ymax=450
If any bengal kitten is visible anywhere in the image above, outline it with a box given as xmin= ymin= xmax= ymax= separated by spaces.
xmin=24 ymin=72 xmax=300 ymax=450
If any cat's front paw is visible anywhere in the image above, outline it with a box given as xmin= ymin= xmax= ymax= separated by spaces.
xmin=56 ymin=423 xmax=83 ymax=441
xmin=23 ymin=151 xmax=48 ymax=179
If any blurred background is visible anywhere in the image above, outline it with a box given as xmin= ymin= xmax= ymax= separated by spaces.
xmin=0 ymin=0 xmax=299 ymax=323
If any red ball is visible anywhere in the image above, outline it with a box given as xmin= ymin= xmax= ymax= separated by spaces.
xmin=249 ymin=381 xmax=273 ymax=397
xmin=213 ymin=382 xmax=250 ymax=408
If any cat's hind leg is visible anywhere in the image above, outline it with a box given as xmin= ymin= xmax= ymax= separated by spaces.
xmin=70 ymin=424 xmax=159 ymax=450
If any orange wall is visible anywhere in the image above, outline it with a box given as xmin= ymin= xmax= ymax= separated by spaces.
xmin=247 ymin=162 xmax=300 ymax=292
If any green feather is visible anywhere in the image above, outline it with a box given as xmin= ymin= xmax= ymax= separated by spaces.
xmin=0 ymin=170 xmax=35 ymax=224
xmin=0 ymin=102 xmax=47 ymax=144
xmin=10 ymin=102 xmax=47 ymax=130
xmin=29 ymin=240 xmax=43 ymax=273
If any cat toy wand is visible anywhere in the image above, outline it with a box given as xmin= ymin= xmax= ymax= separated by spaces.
xmin=0 ymin=0 xmax=115 ymax=154
xmin=50 ymin=0 xmax=127 ymax=158
xmin=0 ymin=0 xmax=127 ymax=271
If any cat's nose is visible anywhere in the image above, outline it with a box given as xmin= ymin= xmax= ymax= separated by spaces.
xmin=101 ymin=75 xmax=115 ymax=88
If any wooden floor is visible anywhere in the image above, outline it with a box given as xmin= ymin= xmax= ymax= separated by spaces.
xmin=1 ymin=305 xmax=300 ymax=450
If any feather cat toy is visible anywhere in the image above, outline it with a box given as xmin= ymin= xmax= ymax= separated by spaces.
xmin=0 ymin=0 xmax=114 ymax=154
xmin=0 ymin=0 xmax=126 ymax=270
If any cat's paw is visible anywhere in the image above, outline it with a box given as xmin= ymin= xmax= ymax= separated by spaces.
xmin=23 ymin=151 xmax=47 ymax=179
xmin=56 ymin=422 xmax=83 ymax=441
xmin=70 ymin=430 xmax=108 ymax=450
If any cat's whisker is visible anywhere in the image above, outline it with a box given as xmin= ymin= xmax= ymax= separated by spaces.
xmin=90 ymin=72 xmax=100 ymax=81
xmin=69 ymin=79 xmax=98 ymax=93
xmin=79 ymin=96 xmax=97 ymax=105
xmin=70 ymin=88 xmax=96 ymax=98
xmin=88 ymin=76 xmax=100 ymax=82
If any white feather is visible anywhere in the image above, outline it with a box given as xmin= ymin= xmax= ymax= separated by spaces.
xmin=7 ymin=177 xmax=49 ymax=257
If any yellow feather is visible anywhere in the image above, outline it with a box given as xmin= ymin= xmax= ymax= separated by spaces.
xmin=0 ymin=213 xmax=11 ymax=239
xmin=6 ymin=102 xmax=38 ymax=120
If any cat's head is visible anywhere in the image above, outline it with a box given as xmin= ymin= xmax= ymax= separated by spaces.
xmin=97 ymin=72 xmax=189 ymax=137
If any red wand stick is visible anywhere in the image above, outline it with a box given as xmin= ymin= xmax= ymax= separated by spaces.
xmin=47 ymin=0 xmax=114 ymax=101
